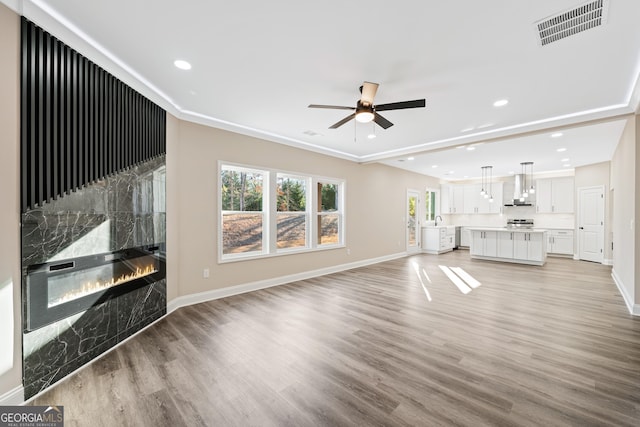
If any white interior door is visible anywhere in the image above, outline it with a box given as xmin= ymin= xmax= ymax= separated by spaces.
xmin=407 ymin=190 xmax=421 ymax=254
xmin=578 ymin=186 xmax=604 ymax=263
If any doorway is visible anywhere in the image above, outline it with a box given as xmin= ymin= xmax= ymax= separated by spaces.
xmin=407 ymin=189 xmax=421 ymax=254
xmin=577 ymin=185 xmax=605 ymax=263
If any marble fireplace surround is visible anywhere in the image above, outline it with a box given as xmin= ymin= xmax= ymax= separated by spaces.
xmin=21 ymin=156 xmax=167 ymax=399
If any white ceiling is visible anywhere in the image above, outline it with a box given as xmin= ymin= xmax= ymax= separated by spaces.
xmin=10 ymin=0 xmax=640 ymax=180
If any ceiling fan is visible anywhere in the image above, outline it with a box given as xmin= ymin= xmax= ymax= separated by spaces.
xmin=308 ymin=82 xmax=426 ymax=129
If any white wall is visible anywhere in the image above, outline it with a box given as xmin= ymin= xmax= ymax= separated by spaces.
xmin=610 ymin=115 xmax=637 ymax=313
xmin=0 ymin=2 xmax=23 ymax=403
xmin=168 ymin=120 xmax=440 ymax=298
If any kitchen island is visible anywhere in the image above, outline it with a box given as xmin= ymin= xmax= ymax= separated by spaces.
xmin=468 ymin=227 xmax=547 ymax=266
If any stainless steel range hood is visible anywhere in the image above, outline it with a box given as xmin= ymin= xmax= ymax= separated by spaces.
xmin=504 ymin=174 xmax=533 ymax=206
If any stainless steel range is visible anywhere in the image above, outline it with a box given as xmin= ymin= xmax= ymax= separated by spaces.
xmin=507 ymin=219 xmax=534 ymax=229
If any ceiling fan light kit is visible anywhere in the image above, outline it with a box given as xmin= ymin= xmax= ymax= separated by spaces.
xmin=309 ymin=81 xmax=426 ymax=130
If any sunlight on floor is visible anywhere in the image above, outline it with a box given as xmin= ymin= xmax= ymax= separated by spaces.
xmin=411 ymin=262 xmax=432 ymax=302
xmin=450 ymin=267 xmax=482 ymax=289
xmin=439 ymin=265 xmax=472 ymax=294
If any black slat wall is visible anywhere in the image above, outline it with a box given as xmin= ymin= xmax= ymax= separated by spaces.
xmin=20 ymin=18 xmax=166 ymax=212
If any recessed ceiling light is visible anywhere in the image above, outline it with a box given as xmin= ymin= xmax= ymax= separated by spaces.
xmin=466 ymin=146 xmax=476 ymax=151
xmin=563 ymin=163 xmax=572 ymax=167
xmin=508 ymin=171 xmax=515 ymax=175
xmin=407 ymin=157 xmax=415 ymax=161
xmin=460 ymin=127 xmax=474 ymax=133
xmin=174 ymin=59 xmax=192 ymax=70
xmin=432 ymin=165 xmax=438 ymax=168
xmin=557 ymin=148 xmax=567 ymax=152
xmin=551 ymin=132 xmax=563 ymax=138
xmin=457 ymin=145 xmax=466 ymax=149
xmin=561 ymin=158 xmax=570 ymax=162
xmin=463 ymin=175 xmax=469 ymax=179
xmin=493 ymin=99 xmax=509 ymax=107
xmin=367 ymin=133 xmax=376 ymax=139
xmin=477 ymin=123 xmax=494 ymax=129
xmin=448 ymin=170 xmax=455 ymax=174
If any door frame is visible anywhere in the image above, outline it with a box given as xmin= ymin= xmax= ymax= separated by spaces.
xmin=577 ymin=185 xmax=605 ymax=263
xmin=406 ymin=189 xmax=421 ymax=254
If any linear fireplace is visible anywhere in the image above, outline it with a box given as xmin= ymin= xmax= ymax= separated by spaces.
xmin=25 ymin=244 xmax=166 ymax=331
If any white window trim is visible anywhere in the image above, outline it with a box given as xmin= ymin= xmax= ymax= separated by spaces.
xmin=218 ymin=162 xmax=345 ymax=263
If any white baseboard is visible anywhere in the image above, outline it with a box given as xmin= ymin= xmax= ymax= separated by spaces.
xmin=168 ymin=252 xmax=407 ymax=314
xmin=611 ymin=268 xmax=640 ymax=316
xmin=0 ymin=385 xmax=24 ymax=405
xmin=603 ymin=258 xmax=613 ymax=266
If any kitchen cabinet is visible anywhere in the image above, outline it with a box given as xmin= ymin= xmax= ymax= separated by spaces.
xmin=460 ymin=227 xmax=471 ymax=247
xmin=463 ymin=184 xmax=482 ymax=214
xmin=440 ymin=184 xmax=464 ymax=214
xmin=450 ymin=186 xmax=464 ymax=214
xmin=469 ymin=228 xmax=547 ymax=265
xmin=513 ymin=232 xmax=544 ymax=262
xmin=497 ymin=231 xmax=514 ymax=258
xmin=547 ymin=229 xmax=574 ymax=255
xmin=470 ymin=230 xmax=497 ymax=257
xmin=422 ymin=226 xmax=455 ymax=254
xmin=535 ymin=177 xmax=574 ymax=213
xmin=442 ymin=182 xmax=506 ymax=214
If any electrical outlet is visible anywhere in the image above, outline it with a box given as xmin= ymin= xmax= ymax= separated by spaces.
xmin=203 ymin=268 xmax=210 ymax=278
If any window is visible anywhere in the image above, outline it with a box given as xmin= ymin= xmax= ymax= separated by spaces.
xmin=276 ymin=174 xmax=308 ymax=250
xmin=220 ymin=163 xmax=344 ymax=261
xmin=220 ymin=166 xmax=265 ymax=255
xmin=425 ymin=188 xmax=439 ymax=221
xmin=317 ymin=181 xmax=342 ymax=246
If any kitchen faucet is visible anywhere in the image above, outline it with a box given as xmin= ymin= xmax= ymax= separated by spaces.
xmin=435 ymin=215 xmax=443 ymax=226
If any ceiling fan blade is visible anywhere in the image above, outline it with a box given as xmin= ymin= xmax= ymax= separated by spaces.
xmin=375 ymin=99 xmax=426 ymax=112
xmin=360 ymin=81 xmax=379 ymax=106
xmin=374 ymin=113 xmax=394 ymax=129
xmin=329 ymin=113 xmax=356 ymax=129
xmin=308 ymin=104 xmax=355 ymax=110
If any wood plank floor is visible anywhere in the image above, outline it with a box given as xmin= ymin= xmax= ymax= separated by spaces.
xmin=30 ymin=251 xmax=640 ymax=426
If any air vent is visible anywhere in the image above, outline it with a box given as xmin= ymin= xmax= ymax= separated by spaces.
xmin=535 ymin=0 xmax=608 ymax=46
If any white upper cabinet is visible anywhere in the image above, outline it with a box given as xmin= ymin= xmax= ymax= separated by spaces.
xmin=451 ymin=186 xmax=464 ymax=213
xmin=535 ymin=177 xmax=574 ymax=213
xmin=441 ymin=184 xmax=464 ymax=214
xmin=464 ymin=183 xmax=503 ymax=214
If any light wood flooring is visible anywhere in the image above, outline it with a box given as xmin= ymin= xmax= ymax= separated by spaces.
xmin=30 ymin=251 xmax=640 ymax=426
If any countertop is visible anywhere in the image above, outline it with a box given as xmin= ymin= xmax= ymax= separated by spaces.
xmin=466 ymin=227 xmax=547 ymax=233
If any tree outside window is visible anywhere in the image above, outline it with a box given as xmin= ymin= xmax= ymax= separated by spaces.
xmin=221 ymin=167 xmax=264 ymax=255
xmin=277 ymin=175 xmax=308 ymax=249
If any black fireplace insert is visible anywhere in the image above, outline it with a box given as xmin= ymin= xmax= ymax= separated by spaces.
xmin=25 ymin=244 xmax=166 ymax=331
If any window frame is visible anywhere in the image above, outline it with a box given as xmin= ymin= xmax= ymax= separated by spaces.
xmin=425 ymin=187 xmax=440 ymax=221
xmin=218 ymin=161 xmax=345 ymax=263
xmin=219 ymin=163 xmax=268 ymax=260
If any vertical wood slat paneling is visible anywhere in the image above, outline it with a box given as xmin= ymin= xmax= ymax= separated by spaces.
xmin=21 ymin=18 xmax=166 ymax=212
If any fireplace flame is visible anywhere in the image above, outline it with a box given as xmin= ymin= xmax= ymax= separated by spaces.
xmin=48 ymin=264 xmax=158 ymax=308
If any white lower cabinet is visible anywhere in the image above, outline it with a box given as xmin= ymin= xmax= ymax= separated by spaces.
xmin=547 ymin=230 xmax=574 ymax=256
xmin=469 ymin=228 xmax=547 ymax=265
xmin=470 ymin=230 xmax=497 ymax=257
xmin=497 ymin=231 xmax=514 ymax=258
xmin=513 ymin=232 xmax=544 ymax=262
xmin=423 ymin=226 xmax=455 ymax=254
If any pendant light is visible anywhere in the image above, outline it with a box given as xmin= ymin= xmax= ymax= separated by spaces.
xmin=521 ymin=162 xmax=529 ymax=198
xmin=528 ymin=162 xmax=535 ymax=194
xmin=488 ymin=166 xmax=494 ymax=203
xmin=481 ymin=166 xmax=492 ymax=200
xmin=518 ymin=162 xmax=534 ymax=201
